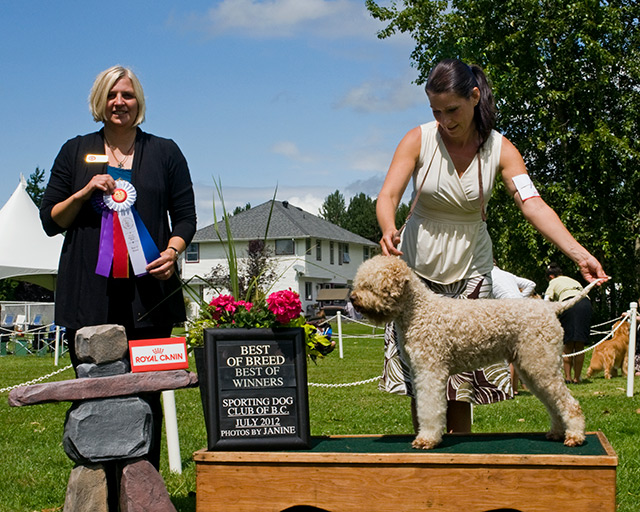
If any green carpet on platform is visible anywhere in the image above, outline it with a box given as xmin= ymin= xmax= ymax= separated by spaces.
xmin=300 ymin=433 xmax=607 ymax=456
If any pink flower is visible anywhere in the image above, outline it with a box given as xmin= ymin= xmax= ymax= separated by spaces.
xmin=266 ymin=290 xmax=302 ymax=324
xmin=236 ymin=300 xmax=253 ymax=312
xmin=209 ymin=294 xmax=237 ymax=318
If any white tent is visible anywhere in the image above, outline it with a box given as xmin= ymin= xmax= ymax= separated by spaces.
xmin=0 ymin=176 xmax=64 ymax=290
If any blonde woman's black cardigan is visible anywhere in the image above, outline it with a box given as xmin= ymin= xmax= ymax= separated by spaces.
xmin=40 ymin=128 xmax=197 ymax=331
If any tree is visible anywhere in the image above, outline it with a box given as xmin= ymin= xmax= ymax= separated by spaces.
xmin=367 ymin=0 xmax=640 ymax=318
xmin=233 ymin=202 xmax=251 ymax=216
xmin=26 ymin=167 xmax=46 ymax=207
xmin=204 ymin=239 xmax=277 ymax=302
xmin=0 ymin=280 xmax=18 ymax=301
xmin=343 ymin=193 xmax=381 ymax=242
xmin=241 ymin=239 xmax=278 ymax=301
xmin=395 ymin=202 xmax=410 ymax=231
xmin=319 ymin=190 xmax=346 ymax=227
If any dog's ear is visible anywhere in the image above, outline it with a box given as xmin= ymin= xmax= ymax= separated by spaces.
xmin=367 ymin=256 xmax=410 ymax=300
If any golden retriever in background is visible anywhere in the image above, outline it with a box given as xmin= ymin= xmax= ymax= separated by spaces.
xmin=586 ymin=319 xmax=630 ymax=379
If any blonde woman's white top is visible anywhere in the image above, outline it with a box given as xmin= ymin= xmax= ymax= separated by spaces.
xmin=399 ymin=121 xmax=503 ymax=284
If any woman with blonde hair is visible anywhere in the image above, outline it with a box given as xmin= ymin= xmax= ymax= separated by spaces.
xmin=40 ymin=66 xmax=196 ymax=487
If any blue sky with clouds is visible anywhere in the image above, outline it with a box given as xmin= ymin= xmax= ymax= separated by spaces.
xmin=0 ymin=0 xmax=432 ymax=226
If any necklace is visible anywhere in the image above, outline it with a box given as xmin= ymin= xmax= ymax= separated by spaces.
xmin=104 ymin=136 xmax=136 ymax=168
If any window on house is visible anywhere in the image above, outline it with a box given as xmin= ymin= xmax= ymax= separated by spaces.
xmin=275 ymin=239 xmax=295 ymax=255
xmin=304 ymin=282 xmax=313 ymax=301
xmin=185 ymin=243 xmax=199 ymax=263
xmin=363 ymin=246 xmax=370 ymax=261
xmin=330 ymin=241 xmax=334 ymax=264
xmin=305 ymin=238 xmax=312 ymax=255
xmin=338 ymin=243 xmax=343 ymax=265
xmin=316 ymin=239 xmax=322 ymax=261
xmin=342 ymin=244 xmax=350 ymax=264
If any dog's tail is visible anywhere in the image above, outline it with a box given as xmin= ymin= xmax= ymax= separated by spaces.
xmin=553 ymin=278 xmax=606 ymax=316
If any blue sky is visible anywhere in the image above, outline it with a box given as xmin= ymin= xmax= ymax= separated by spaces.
xmin=0 ymin=0 xmax=431 ymax=226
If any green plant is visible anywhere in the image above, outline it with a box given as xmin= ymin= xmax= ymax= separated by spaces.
xmin=185 ymin=180 xmax=332 ymax=359
xmin=185 ymin=290 xmax=333 ymax=359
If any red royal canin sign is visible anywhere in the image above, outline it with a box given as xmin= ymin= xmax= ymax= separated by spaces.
xmin=129 ymin=337 xmax=189 ymax=372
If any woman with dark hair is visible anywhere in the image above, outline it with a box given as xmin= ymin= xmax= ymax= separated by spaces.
xmin=376 ymin=58 xmax=606 ymax=433
xmin=544 ymin=263 xmax=592 ymax=383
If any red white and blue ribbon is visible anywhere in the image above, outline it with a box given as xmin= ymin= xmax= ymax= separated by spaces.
xmin=95 ymin=180 xmax=161 ymax=278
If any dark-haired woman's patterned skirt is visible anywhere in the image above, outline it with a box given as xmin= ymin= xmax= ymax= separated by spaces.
xmin=380 ymin=274 xmax=512 ymax=404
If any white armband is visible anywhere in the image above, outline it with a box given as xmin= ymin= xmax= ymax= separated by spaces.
xmin=512 ymin=174 xmax=540 ymax=201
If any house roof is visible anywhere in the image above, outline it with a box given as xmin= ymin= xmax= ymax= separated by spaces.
xmin=193 ymin=200 xmax=377 ymax=247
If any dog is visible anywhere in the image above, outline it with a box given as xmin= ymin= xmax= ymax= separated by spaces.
xmin=350 ymin=255 xmax=601 ymax=450
xmin=586 ymin=319 xmax=629 ymax=379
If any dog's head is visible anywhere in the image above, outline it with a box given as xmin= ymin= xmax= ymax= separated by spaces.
xmin=350 ymin=255 xmax=412 ymax=324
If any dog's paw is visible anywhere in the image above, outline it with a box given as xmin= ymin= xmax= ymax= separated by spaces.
xmin=412 ymin=436 xmax=440 ymax=450
xmin=563 ymin=433 xmax=585 ymax=447
xmin=545 ymin=431 xmax=564 ymax=442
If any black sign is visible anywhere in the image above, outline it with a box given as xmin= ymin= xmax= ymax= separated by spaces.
xmin=203 ymin=328 xmax=310 ymax=450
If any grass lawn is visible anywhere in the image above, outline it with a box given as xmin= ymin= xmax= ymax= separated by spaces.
xmin=1 ymin=321 xmax=639 ymax=511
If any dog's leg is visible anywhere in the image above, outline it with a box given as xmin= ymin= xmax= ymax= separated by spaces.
xmin=518 ymin=366 xmax=585 ymax=447
xmin=410 ymin=367 xmax=449 ymax=450
xmin=603 ymin=352 xmax=615 ymax=379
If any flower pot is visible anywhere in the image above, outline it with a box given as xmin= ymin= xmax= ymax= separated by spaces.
xmin=198 ymin=327 xmax=310 ymax=451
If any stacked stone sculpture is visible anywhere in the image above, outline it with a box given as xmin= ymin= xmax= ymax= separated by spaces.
xmin=8 ymin=324 xmax=198 ymax=511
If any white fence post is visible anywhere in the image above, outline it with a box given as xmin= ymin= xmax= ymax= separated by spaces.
xmin=162 ymin=390 xmax=182 ymax=474
xmin=337 ymin=311 xmax=344 ymax=359
xmin=54 ymin=326 xmax=60 ymax=366
xmin=626 ymin=302 xmax=637 ymax=398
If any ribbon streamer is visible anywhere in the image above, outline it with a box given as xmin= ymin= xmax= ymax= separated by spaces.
xmin=95 ymin=180 xmax=161 ymax=278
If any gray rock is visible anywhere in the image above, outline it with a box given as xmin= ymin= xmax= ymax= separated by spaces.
xmin=63 ymin=397 xmax=153 ymax=463
xmin=75 ymin=325 xmax=129 ymax=364
xmin=63 ymin=463 xmax=109 ymax=512
xmin=76 ymin=360 xmax=131 ymax=378
xmin=120 ymin=459 xmax=176 ymax=512
xmin=8 ymin=370 xmax=198 ymax=406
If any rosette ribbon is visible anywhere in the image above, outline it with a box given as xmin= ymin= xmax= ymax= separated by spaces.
xmin=95 ymin=180 xmax=161 ymax=278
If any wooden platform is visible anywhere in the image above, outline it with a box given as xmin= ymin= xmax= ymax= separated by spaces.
xmin=194 ymin=432 xmax=617 ymax=512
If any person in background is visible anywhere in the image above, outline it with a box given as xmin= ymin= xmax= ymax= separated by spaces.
xmin=376 ymin=58 xmax=607 ymax=433
xmin=491 ymin=262 xmax=537 ymax=394
xmin=40 ymin=65 xmax=197 ymax=493
xmin=344 ymin=299 xmax=362 ymax=320
xmin=544 ymin=263 xmax=592 ymax=383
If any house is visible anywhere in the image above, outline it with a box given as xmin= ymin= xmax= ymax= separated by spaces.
xmin=180 ymin=200 xmax=378 ymax=318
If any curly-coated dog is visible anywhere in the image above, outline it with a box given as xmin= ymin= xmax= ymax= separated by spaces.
xmin=351 ymin=255 xmax=601 ymax=450
xmin=586 ymin=319 xmax=629 ymax=379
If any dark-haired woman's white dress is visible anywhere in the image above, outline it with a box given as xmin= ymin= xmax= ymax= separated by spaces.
xmin=381 ymin=121 xmax=512 ymax=404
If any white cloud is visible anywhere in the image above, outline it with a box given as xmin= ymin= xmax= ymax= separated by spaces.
xmin=344 ymin=174 xmax=385 ymax=197
xmin=336 ymin=73 xmax=425 ymax=113
xmin=285 ymin=193 xmax=326 ymax=216
xmin=193 ymin=181 xmax=334 ymax=226
xmin=179 ymin=0 xmax=378 ymax=39
xmin=271 ymin=140 xmax=314 ymax=163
